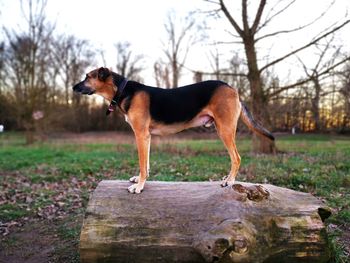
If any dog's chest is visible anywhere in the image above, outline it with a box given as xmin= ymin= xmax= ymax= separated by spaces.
xmin=124 ymin=115 xmax=132 ymax=128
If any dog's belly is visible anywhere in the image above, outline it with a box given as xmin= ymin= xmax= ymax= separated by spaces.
xmin=191 ymin=114 xmax=214 ymax=128
xmin=150 ymin=114 xmax=214 ymax=136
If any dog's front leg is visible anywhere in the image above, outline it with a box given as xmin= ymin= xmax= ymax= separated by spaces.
xmin=128 ymin=131 xmax=151 ymax=194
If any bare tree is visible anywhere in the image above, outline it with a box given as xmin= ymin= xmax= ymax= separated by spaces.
xmin=189 ymin=46 xmax=248 ymax=93
xmin=339 ymin=62 xmax=350 ymax=131
xmin=295 ymin=37 xmax=345 ymax=131
xmin=154 ymin=61 xmax=171 ymax=88
xmin=207 ymin=47 xmax=222 ymax=80
xmin=0 ymin=41 xmax=14 ymax=129
xmin=159 ymin=11 xmax=200 ymax=88
xmin=115 ymin=41 xmax=144 ymax=82
xmin=206 ymin=0 xmax=350 ymax=153
xmin=0 ymin=42 xmax=5 ymax=94
xmin=50 ymin=34 xmax=96 ymax=132
xmin=4 ymin=0 xmax=54 ymax=143
xmin=52 ymin=34 xmax=95 ymax=105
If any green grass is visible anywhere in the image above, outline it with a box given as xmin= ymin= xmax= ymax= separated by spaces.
xmin=0 ymin=133 xmax=349 ymax=262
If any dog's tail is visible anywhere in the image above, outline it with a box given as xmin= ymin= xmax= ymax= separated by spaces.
xmin=240 ymin=102 xmax=275 ymax=141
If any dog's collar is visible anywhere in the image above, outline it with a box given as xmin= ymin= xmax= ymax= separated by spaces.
xmin=106 ymin=78 xmax=128 ymax=116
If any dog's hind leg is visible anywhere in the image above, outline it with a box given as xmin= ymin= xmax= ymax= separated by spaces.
xmin=209 ymin=87 xmax=241 ymax=187
xmin=216 ymin=123 xmax=241 ymax=187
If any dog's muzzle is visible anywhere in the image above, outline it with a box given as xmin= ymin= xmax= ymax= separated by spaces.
xmin=73 ymin=82 xmax=95 ymax=95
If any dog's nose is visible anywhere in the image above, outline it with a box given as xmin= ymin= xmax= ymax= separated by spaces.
xmin=73 ymin=83 xmax=81 ymax=92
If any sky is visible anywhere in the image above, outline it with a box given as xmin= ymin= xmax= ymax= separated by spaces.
xmin=0 ymin=0 xmax=349 ymax=86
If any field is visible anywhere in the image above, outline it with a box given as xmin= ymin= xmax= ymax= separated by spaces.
xmin=0 ymin=132 xmax=349 ymax=262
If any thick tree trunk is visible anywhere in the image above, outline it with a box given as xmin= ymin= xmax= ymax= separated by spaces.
xmin=80 ymin=180 xmax=331 ymax=263
xmin=244 ymin=38 xmax=276 ymax=154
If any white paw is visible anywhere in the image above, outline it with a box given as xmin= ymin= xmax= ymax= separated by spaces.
xmin=128 ymin=183 xmax=144 ymax=194
xmin=129 ymin=175 xmax=139 ymax=183
xmin=221 ymin=175 xmax=235 ymax=187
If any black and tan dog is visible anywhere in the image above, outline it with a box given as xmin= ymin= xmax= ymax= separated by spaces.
xmin=73 ymin=67 xmax=274 ymax=194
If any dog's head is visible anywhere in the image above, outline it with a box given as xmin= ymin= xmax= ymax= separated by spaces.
xmin=72 ymin=67 xmax=118 ymax=99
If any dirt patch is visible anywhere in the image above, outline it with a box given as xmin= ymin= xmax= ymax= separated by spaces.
xmin=0 ymin=216 xmax=82 ymax=263
xmin=1 ymin=222 xmax=58 ymax=263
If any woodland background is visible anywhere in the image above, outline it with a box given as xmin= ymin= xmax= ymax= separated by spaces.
xmin=0 ymin=0 xmax=349 ymax=151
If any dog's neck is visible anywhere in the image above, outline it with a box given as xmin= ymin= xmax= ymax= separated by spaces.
xmin=106 ymin=73 xmax=128 ymax=115
xmin=98 ymin=86 xmax=116 ymax=102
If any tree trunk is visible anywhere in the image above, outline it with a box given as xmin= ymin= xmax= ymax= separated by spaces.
xmin=311 ymin=77 xmax=321 ymax=131
xmin=80 ymin=180 xmax=331 ymax=263
xmin=244 ymin=38 xmax=276 ymax=154
xmin=172 ymin=56 xmax=178 ymax=88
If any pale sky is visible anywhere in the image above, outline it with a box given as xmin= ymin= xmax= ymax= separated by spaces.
xmin=0 ymin=0 xmax=349 ymax=86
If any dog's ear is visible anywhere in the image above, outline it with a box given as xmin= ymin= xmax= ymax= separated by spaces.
xmin=98 ymin=67 xmax=111 ymax=81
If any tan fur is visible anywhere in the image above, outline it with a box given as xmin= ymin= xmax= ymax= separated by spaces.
xmin=125 ymin=92 xmax=152 ymax=193
xmin=86 ymin=69 xmax=115 ymax=101
xmin=206 ymin=86 xmax=242 ymax=185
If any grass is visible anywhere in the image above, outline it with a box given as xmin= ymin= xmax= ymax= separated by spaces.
xmin=0 ymin=132 xmax=349 ymax=262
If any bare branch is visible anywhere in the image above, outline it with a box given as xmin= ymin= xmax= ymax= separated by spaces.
xmin=198 ymin=6 xmax=222 ymax=19
xmin=268 ymin=79 xmax=311 ymax=99
xmin=251 ymin=0 xmax=266 ymax=33
xmin=205 ymin=71 xmax=247 ymax=77
xmin=257 ymin=0 xmax=296 ymax=33
xmin=160 ymin=11 xmax=200 ymax=88
xmin=313 ymin=37 xmax=334 ymax=72
xmin=256 ymin=27 xmax=311 ymax=43
xmin=203 ymin=0 xmax=220 ymax=5
xmin=268 ymin=56 xmax=350 ymax=98
xmin=178 ymin=61 xmax=247 ymax=78
xmin=259 ymin=19 xmax=350 ymax=73
xmin=295 ymin=54 xmax=312 ymax=78
xmin=200 ymin=71 xmax=247 ymax=78
xmin=224 ymin=29 xmax=242 ymax=39
xmin=198 ymin=71 xmax=247 ymax=77
xmin=242 ymin=0 xmax=249 ymax=33
xmin=257 ymin=0 xmax=335 ymax=39
xmin=219 ymin=0 xmax=244 ymax=37
xmin=175 ymin=19 xmax=196 ymax=55
xmin=211 ymin=40 xmax=243 ymax=45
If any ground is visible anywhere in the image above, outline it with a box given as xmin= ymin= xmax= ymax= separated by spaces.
xmin=0 ymin=131 xmax=349 ymax=262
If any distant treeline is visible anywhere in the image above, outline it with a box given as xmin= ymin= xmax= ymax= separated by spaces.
xmin=0 ymin=0 xmax=349 ymax=147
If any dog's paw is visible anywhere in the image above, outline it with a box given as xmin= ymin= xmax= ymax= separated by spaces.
xmin=221 ymin=176 xmax=235 ymax=187
xmin=221 ymin=181 xmax=228 ymax=187
xmin=127 ymin=183 xmax=144 ymax=194
xmin=129 ymin=175 xmax=139 ymax=183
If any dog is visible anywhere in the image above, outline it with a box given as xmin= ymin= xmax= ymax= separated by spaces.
xmin=73 ymin=67 xmax=274 ymax=194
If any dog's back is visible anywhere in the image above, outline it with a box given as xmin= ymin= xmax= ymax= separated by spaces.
xmin=120 ymin=80 xmax=229 ymax=125
xmin=148 ymin=80 xmax=227 ymax=124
